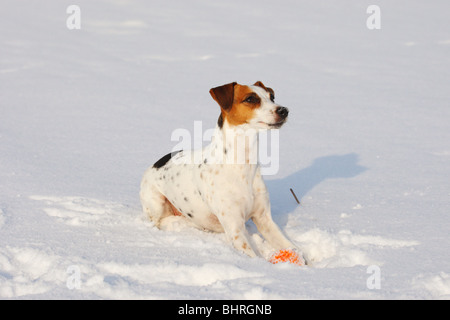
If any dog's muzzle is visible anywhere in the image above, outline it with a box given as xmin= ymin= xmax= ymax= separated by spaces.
xmin=267 ymin=106 xmax=289 ymax=128
xmin=276 ymin=106 xmax=289 ymax=119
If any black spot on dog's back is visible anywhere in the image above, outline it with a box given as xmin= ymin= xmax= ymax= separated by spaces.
xmin=153 ymin=150 xmax=182 ymax=169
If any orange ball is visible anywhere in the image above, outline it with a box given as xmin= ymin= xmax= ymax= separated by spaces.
xmin=269 ymin=249 xmax=304 ymax=266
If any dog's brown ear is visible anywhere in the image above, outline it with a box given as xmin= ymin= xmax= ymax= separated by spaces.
xmin=253 ymin=81 xmax=268 ymax=90
xmin=254 ymin=81 xmax=275 ymax=101
xmin=209 ymin=82 xmax=237 ymax=112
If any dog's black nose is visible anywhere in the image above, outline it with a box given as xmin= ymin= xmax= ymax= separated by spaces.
xmin=276 ymin=106 xmax=289 ymax=118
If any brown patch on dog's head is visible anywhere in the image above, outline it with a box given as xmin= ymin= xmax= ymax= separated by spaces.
xmin=254 ymin=81 xmax=275 ymax=102
xmin=227 ymin=84 xmax=261 ymax=126
xmin=210 ymin=82 xmax=262 ymax=127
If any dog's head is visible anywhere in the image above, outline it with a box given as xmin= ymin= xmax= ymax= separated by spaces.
xmin=210 ymin=81 xmax=289 ymax=130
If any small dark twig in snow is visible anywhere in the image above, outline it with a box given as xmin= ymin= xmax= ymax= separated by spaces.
xmin=290 ymin=188 xmax=300 ymax=205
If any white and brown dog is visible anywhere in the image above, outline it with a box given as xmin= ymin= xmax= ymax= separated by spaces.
xmin=140 ymin=81 xmax=305 ymax=264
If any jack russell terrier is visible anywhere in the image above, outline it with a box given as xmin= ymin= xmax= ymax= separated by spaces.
xmin=140 ymin=81 xmax=305 ymax=265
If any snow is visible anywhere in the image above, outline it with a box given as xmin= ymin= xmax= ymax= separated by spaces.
xmin=1 ymin=0 xmax=450 ymax=299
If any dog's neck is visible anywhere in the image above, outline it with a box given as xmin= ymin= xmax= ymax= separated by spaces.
xmin=206 ymin=119 xmax=259 ymax=173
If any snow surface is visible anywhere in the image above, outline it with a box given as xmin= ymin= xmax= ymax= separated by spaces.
xmin=1 ymin=0 xmax=450 ymax=299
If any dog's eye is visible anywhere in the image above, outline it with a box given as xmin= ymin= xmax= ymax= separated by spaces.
xmin=243 ymin=95 xmax=259 ymax=104
xmin=270 ymin=94 xmax=275 ymax=102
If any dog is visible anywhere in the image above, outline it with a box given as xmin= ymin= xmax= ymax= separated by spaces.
xmin=140 ymin=81 xmax=305 ymax=264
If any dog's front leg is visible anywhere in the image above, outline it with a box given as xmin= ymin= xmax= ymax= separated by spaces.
xmin=251 ymin=171 xmax=297 ymax=251
xmin=251 ymin=195 xmax=307 ymax=265
xmin=215 ymin=212 xmax=257 ymax=257
xmin=252 ymin=206 xmax=296 ymax=250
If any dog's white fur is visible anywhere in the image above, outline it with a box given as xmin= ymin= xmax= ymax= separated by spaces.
xmin=140 ymin=82 xmax=304 ymax=263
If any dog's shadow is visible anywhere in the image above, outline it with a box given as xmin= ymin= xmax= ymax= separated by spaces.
xmin=265 ymin=153 xmax=368 ymax=223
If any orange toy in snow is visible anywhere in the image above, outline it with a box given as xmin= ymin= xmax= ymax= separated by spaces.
xmin=269 ymin=249 xmax=304 ymax=266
